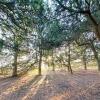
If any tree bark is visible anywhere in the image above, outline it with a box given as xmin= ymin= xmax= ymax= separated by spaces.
xmin=90 ymin=41 xmax=100 ymax=71
xmin=38 ymin=45 xmax=42 ymax=75
xmin=12 ymin=49 xmax=18 ymax=77
xmin=55 ymin=0 xmax=100 ymax=40
xmin=83 ymin=55 xmax=87 ymax=70
xmin=68 ymin=43 xmax=73 ymax=74
xmin=87 ymin=12 xmax=100 ymax=40
xmin=52 ymin=50 xmax=55 ymax=71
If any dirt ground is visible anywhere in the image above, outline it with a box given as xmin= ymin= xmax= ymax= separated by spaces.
xmin=0 ymin=70 xmax=100 ymax=100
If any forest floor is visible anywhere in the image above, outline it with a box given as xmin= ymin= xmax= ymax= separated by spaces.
xmin=0 ymin=69 xmax=100 ymax=100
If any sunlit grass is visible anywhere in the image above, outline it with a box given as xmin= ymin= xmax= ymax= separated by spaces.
xmin=71 ymin=60 xmax=98 ymax=70
xmin=87 ymin=61 xmax=97 ymax=70
xmin=27 ymin=68 xmax=38 ymax=76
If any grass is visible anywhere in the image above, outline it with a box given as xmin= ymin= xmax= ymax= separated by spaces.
xmin=0 ymin=60 xmax=99 ymax=78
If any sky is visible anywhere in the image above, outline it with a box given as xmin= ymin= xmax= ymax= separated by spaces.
xmin=44 ymin=0 xmax=52 ymax=7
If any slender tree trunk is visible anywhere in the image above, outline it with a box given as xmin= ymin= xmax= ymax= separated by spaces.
xmin=12 ymin=49 xmax=18 ymax=77
xmin=83 ymin=55 xmax=87 ymax=70
xmin=38 ymin=45 xmax=42 ymax=75
xmin=68 ymin=43 xmax=73 ymax=74
xmin=90 ymin=41 xmax=100 ymax=71
xmin=52 ymin=50 xmax=55 ymax=71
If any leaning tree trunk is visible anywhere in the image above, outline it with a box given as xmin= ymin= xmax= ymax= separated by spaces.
xmin=87 ymin=12 xmax=100 ymax=40
xmin=90 ymin=41 xmax=100 ymax=71
xmin=68 ymin=43 xmax=73 ymax=74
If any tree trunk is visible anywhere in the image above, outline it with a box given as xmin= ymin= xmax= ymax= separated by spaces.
xmin=52 ymin=50 xmax=55 ymax=71
xmin=38 ymin=45 xmax=42 ymax=75
xmin=12 ymin=50 xmax=18 ymax=77
xmin=68 ymin=43 xmax=73 ymax=74
xmin=87 ymin=13 xmax=100 ymax=40
xmin=83 ymin=55 xmax=87 ymax=70
xmin=90 ymin=41 xmax=100 ymax=71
